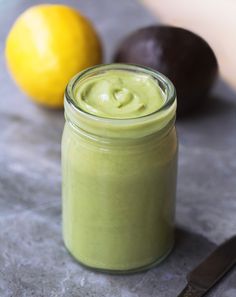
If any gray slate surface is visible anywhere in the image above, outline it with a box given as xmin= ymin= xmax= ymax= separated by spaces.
xmin=0 ymin=0 xmax=236 ymax=296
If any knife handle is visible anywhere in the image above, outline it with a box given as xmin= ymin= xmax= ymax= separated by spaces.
xmin=177 ymin=284 xmax=205 ymax=297
xmin=187 ymin=235 xmax=236 ymax=289
xmin=178 ymin=236 xmax=236 ymax=297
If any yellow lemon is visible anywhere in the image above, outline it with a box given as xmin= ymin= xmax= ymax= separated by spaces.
xmin=5 ymin=4 xmax=102 ymax=108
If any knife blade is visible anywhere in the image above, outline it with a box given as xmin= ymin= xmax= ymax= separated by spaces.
xmin=177 ymin=235 xmax=236 ymax=297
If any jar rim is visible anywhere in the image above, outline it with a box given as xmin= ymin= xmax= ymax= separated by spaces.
xmin=64 ymin=63 xmax=177 ymax=138
xmin=65 ymin=63 xmax=176 ymax=121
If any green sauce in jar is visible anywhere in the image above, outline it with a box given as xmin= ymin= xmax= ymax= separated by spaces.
xmin=74 ymin=69 xmax=165 ymax=119
xmin=62 ymin=64 xmax=178 ymax=273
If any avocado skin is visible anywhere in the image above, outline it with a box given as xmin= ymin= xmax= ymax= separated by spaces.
xmin=114 ymin=26 xmax=218 ymax=117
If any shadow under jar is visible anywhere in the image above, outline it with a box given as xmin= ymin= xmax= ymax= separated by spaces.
xmin=62 ymin=64 xmax=178 ymax=273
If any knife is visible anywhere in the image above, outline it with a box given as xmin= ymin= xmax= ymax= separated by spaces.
xmin=177 ymin=235 xmax=236 ymax=297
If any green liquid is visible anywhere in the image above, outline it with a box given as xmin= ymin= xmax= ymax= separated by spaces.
xmin=62 ymin=67 xmax=177 ymax=272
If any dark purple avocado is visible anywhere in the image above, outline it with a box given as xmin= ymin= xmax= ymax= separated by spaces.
xmin=114 ymin=26 xmax=218 ymax=117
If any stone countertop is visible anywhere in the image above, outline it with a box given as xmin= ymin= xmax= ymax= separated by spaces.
xmin=0 ymin=0 xmax=236 ymax=296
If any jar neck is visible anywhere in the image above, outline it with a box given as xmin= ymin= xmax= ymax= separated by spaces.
xmin=64 ymin=64 xmax=177 ymax=140
xmin=65 ymin=110 xmax=176 ymax=148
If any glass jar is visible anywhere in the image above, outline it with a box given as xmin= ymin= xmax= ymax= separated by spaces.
xmin=62 ymin=64 xmax=178 ymax=273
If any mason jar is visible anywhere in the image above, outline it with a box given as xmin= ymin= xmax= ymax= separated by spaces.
xmin=62 ymin=64 xmax=178 ymax=273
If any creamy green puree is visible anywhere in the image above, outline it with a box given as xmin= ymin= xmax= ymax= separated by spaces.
xmin=74 ymin=70 xmax=165 ymax=119
xmin=62 ymin=66 xmax=177 ymax=272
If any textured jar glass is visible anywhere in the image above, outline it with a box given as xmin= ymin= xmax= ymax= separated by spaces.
xmin=62 ymin=64 xmax=178 ymax=273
